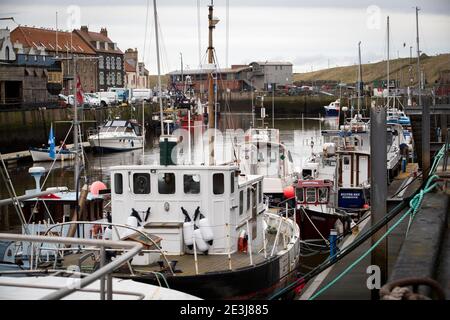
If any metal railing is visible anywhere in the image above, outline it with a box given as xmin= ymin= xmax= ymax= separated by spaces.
xmin=0 ymin=233 xmax=143 ymax=300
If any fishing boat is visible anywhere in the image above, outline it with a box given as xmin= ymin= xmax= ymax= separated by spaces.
xmin=238 ymin=127 xmax=297 ymax=205
xmin=324 ymin=99 xmax=340 ymax=117
xmin=88 ymin=119 xmax=144 ymax=152
xmin=29 ymin=147 xmax=76 ymax=162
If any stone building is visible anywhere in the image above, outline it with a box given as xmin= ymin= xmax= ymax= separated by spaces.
xmin=75 ymin=26 xmax=124 ymax=91
xmin=124 ymin=48 xmax=149 ymax=89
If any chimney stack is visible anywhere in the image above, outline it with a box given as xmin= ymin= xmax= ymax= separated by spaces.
xmin=100 ymin=27 xmax=108 ymax=37
xmin=80 ymin=25 xmax=88 ymax=32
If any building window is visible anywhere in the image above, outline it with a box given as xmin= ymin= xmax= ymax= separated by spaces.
xmin=106 ymin=57 xmax=110 ymax=70
xmin=111 ymin=57 xmax=115 ymax=70
xmin=99 ymin=56 xmax=104 ymax=69
xmin=114 ymin=173 xmax=123 ymax=194
xmin=184 ymin=174 xmax=200 ymax=194
xmin=34 ymin=55 xmax=37 ymax=62
xmin=213 ymin=173 xmax=224 ymax=195
xmin=158 ymin=173 xmax=176 ymax=194
xmin=116 ymin=57 xmax=122 ymax=70
xmin=106 ymin=73 xmax=110 ymax=86
xmin=133 ymin=173 xmax=151 ymax=194
xmin=116 ymin=73 xmax=122 ymax=85
xmin=111 ymin=72 xmax=115 ymax=85
xmin=99 ymin=72 xmax=104 ymax=85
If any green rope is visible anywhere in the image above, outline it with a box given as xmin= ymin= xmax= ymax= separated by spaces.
xmin=309 ymin=145 xmax=446 ymax=300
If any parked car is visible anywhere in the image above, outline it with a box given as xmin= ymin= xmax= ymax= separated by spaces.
xmin=84 ymin=93 xmax=101 ymax=108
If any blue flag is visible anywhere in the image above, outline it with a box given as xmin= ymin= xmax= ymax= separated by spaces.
xmin=48 ymin=124 xmax=55 ymax=159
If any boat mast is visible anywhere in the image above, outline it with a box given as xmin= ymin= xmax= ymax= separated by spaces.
xmin=357 ymin=41 xmax=362 ymax=115
xmin=416 ymin=7 xmax=421 ymax=107
xmin=153 ymin=0 xmax=164 ymax=134
xmin=207 ymin=0 xmax=218 ymax=165
xmin=73 ymin=57 xmax=79 ymax=192
xmin=387 ymin=16 xmax=390 ymax=109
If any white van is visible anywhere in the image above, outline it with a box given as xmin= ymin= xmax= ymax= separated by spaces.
xmin=97 ymin=91 xmax=118 ymax=106
xmin=130 ymin=88 xmax=153 ymax=103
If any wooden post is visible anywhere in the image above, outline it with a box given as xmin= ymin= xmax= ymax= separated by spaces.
xmin=67 ymin=184 xmax=88 ymax=238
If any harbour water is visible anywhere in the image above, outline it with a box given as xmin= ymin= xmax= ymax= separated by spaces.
xmin=0 ymin=115 xmax=339 ymax=233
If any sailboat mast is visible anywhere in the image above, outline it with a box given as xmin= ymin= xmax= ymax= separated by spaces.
xmin=357 ymin=41 xmax=362 ymax=114
xmin=153 ymin=0 xmax=164 ymax=134
xmin=73 ymin=57 xmax=79 ymax=192
xmin=387 ymin=16 xmax=390 ymax=108
xmin=207 ymin=1 xmax=217 ymax=165
xmin=416 ymin=7 xmax=421 ymax=107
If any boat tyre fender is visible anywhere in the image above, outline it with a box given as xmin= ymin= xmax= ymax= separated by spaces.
xmin=198 ymin=212 xmax=214 ymax=245
xmin=193 ymin=225 xmax=209 ymax=253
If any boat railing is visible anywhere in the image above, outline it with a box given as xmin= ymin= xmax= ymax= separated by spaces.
xmin=41 ymin=221 xmax=175 ymax=275
xmin=0 ymin=232 xmax=143 ymax=300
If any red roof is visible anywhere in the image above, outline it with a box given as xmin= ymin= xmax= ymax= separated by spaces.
xmin=11 ymin=26 xmax=95 ymax=55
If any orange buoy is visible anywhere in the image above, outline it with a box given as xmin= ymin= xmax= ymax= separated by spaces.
xmin=90 ymin=181 xmax=107 ymax=196
xmin=283 ymin=186 xmax=295 ymax=200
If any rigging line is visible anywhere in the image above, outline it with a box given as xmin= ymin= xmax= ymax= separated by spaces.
xmin=197 ymin=0 xmax=202 ymax=68
xmin=225 ymin=0 xmax=229 ymax=68
xmin=156 ymin=15 xmax=170 ymax=75
xmin=142 ymin=0 xmax=151 ymax=62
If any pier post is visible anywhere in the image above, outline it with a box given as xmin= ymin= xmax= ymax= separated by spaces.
xmin=422 ymin=97 xmax=430 ymax=180
xmin=370 ymin=102 xmax=387 ymax=300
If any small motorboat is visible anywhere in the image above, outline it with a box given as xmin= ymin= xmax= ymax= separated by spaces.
xmin=324 ymin=99 xmax=340 ymax=117
xmin=29 ymin=147 xmax=76 ymax=162
xmin=88 ymin=119 xmax=144 ymax=152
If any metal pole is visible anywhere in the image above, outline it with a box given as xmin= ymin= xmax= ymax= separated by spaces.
xmin=358 ymin=41 xmax=362 ymax=114
xmin=73 ymin=57 xmax=79 ymax=193
xmin=207 ymin=2 xmax=217 ymax=165
xmin=188 ymin=109 xmax=191 ymax=164
xmin=422 ymin=97 xmax=430 ymax=180
xmin=370 ymin=101 xmax=387 ymax=300
xmin=100 ymin=245 xmax=105 ymax=300
xmin=142 ymin=100 xmax=145 ymax=162
xmin=251 ymin=78 xmax=255 ymax=128
xmin=416 ymin=7 xmax=422 ymax=107
xmin=387 ymin=16 xmax=390 ymax=109
xmin=272 ymin=84 xmax=275 ymax=128
xmin=153 ymin=0 xmax=164 ymax=135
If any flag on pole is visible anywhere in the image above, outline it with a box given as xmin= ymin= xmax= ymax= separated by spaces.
xmin=48 ymin=124 xmax=55 ymax=159
xmin=76 ymin=75 xmax=84 ymax=105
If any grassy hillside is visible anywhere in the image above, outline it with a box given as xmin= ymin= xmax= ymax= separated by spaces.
xmin=293 ymin=53 xmax=450 ymax=87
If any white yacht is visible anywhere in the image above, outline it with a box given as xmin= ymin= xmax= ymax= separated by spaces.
xmin=88 ymin=119 xmax=143 ymax=152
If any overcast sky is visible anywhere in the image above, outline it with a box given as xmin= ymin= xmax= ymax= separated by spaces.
xmin=2 ymin=0 xmax=450 ymax=73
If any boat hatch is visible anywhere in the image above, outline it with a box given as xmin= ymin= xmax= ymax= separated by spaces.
xmin=295 ymin=180 xmax=333 ymax=205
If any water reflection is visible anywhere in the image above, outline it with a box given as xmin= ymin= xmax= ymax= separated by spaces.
xmin=0 ymin=115 xmax=339 ymax=232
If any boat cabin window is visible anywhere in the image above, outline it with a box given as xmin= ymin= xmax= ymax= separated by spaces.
xmin=296 ymin=188 xmax=304 ymax=203
xmin=247 ymin=188 xmax=251 ymax=213
xmin=184 ymin=174 xmax=200 ymax=194
xmin=114 ymin=173 xmax=123 ymax=194
xmin=158 ymin=173 xmax=175 ymax=194
xmin=318 ymin=187 xmax=328 ymax=203
xmin=213 ymin=173 xmax=224 ymax=195
xmin=258 ymin=181 xmax=263 ymax=203
xmin=302 ymin=169 xmax=312 ymax=179
xmin=230 ymin=172 xmax=235 ymax=193
xmin=133 ymin=173 xmax=150 ymax=194
xmin=239 ymin=190 xmax=244 ymax=215
xmin=343 ymin=157 xmax=350 ymax=165
xmin=306 ymin=188 xmax=316 ymax=203
xmin=258 ymin=152 xmax=264 ymax=162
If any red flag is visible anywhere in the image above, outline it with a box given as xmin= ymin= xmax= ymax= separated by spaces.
xmin=76 ymin=75 xmax=84 ymax=105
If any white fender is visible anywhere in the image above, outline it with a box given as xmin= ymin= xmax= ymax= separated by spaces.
xmin=199 ymin=216 xmax=214 ymax=245
xmin=193 ymin=228 xmax=209 ymax=252
xmin=183 ymin=221 xmax=194 ymax=248
xmin=126 ymin=216 xmax=138 ymax=228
